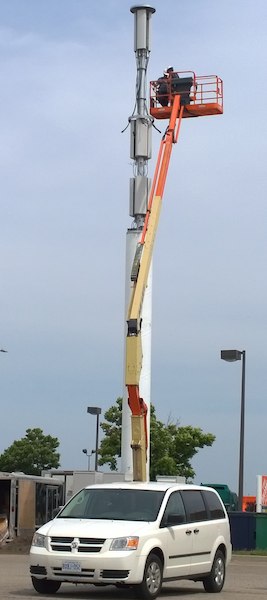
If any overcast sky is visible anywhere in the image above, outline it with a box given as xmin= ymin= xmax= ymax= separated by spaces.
xmin=1 ymin=0 xmax=267 ymax=496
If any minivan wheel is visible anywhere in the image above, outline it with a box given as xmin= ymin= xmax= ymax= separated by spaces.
xmin=203 ymin=550 xmax=225 ymax=593
xmin=31 ymin=577 xmax=61 ymax=594
xmin=135 ymin=553 xmax=163 ymax=599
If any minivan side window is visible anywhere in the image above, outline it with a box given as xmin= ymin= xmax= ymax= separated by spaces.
xmin=181 ymin=490 xmax=208 ymax=522
xmin=203 ymin=490 xmax=226 ymax=520
xmin=161 ymin=491 xmax=186 ymax=526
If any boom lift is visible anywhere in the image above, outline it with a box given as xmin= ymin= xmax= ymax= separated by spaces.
xmin=125 ymin=71 xmax=223 ymax=481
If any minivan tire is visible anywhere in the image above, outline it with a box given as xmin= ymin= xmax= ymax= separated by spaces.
xmin=135 ymin=553 xmax=163 ymax=599
xmin=31 ymin=577 xmax=61 ymax=594
xmin=203 ymin=549 xmax=225 ymax=593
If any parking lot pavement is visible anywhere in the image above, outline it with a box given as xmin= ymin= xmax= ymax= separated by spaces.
xmin=0 ymin=554 xmax=266 ymax=599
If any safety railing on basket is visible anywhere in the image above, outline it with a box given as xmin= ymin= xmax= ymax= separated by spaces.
xmin=150 ymin=72 xmax=223 ymax=112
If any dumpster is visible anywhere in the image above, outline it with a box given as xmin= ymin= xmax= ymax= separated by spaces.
xmin=255 ymin=513 xmax=267 ymax=550
xmin=228 ymin=512 xmax=256 ymax=550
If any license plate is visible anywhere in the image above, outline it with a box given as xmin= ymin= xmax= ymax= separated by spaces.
xmin=62 ymin=561 xmax=81 ymax=573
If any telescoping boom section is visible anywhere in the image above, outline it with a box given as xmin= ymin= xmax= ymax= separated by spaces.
xmin=125 ymin=72 xmax=223 ymax=482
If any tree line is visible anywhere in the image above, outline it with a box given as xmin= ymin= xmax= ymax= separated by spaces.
xmin=0 ymin=398 xmax=215 ymax=479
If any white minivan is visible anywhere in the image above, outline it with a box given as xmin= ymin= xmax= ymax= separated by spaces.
xmin=30 ymin=482 xmax=232 ymax=599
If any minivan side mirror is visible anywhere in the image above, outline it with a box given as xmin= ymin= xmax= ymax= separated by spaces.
xmin=52 ymin=506 xmax=64 ymax=518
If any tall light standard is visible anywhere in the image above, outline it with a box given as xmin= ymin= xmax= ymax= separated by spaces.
xmin=82 ymin=449 xmax=95 ymax=471
xmin=220 ymin=349 xmax=246 ymax=511
xmin=87 ymin=407 xmax=102 ymax=471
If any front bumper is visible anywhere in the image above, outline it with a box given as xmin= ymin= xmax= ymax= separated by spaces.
xmin=30 ymin=546 xmax=146 ymax=585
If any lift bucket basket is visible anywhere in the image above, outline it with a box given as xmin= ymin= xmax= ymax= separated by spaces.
xmin=150 ymin=71 xmax=223 ymax=119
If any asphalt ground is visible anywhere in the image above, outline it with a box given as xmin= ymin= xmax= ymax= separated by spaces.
xmin=0 ymin=554 xmax=266 ymax=599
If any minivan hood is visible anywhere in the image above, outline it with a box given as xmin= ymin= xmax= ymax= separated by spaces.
xmin=38 ymin=518 xmax=153 ymax=538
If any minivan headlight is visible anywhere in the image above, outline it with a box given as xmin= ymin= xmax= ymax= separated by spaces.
xmin=31 ymin=532 xmax=47 ymax=548
xmin=110 ymin=536 xmax=139 ymax=551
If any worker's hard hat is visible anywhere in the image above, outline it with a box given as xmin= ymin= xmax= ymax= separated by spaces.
xmin=164 ymin=66 xmax=173 ymax=75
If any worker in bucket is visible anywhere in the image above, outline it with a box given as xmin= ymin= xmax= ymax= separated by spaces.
xmin=156 ymin=66 xmax=179 ymax=107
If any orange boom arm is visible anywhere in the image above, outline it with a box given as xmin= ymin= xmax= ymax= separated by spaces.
xmin=125 ymin=72 xmax=223 ymax=481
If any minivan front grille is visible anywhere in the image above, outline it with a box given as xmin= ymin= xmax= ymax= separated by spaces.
xmin=52 ymin=567 xmax=94 ymax=578
xmin=51 ymin=536 xmax=73 ymax=543
xmin=50 ymin=536 xmax=106 ymax=553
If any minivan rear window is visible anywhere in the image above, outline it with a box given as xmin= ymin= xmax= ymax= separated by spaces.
xmin=58 ymin=488 xmax=165 ymax=522
xmin=203 ymin=490 xmax=226 ymax=520
xmin=181 ymin=490 xmax=208 ymax=522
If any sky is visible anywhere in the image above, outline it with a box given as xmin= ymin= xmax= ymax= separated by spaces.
xmin=1 ymin=0 xmax=267 ymax=497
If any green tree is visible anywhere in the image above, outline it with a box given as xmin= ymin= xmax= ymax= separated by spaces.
xmin=0 ymin=428 xmax=60 ymax=475
xmin=98 ymin=398 xmax=122 ymax=471
xmin=98 ymin=398 xmax=215 ymax=480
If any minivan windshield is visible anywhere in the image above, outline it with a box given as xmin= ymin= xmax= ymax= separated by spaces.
xmin=58 ymin=488 xmax=165 ymax=522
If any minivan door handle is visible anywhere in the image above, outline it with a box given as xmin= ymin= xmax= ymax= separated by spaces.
xmin=185 ymin=529 xmax=192 ymax=535
xmin=194 ymin=528 xmax=199 ymax=534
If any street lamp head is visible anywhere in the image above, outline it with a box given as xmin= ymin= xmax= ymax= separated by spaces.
xmin=221 ymin=349 xmax=243 ymax=362
xmin=87 ymin=406 xmax=102 ymax=415
xmin=82 ymin=448 xmax=87 ymax=455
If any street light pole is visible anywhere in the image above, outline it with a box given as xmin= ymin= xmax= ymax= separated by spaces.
xmin=238 ymin=350 xmax=246 ymax=512
xmin=221 ymin=349 xmax=246 ymax=511
xmin=87 ymin=407 xmax=102 ymax=471
xmin=95 ymin=411 xmax=100 ymax=472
